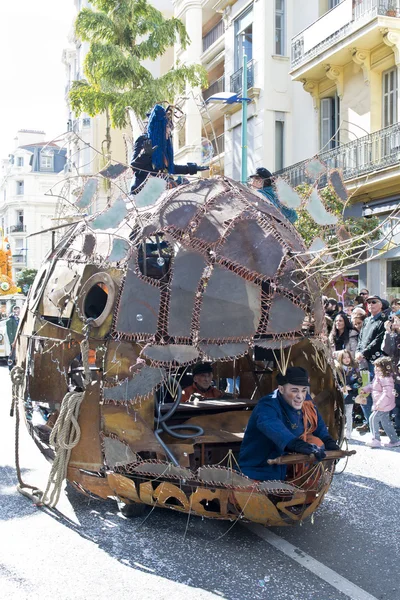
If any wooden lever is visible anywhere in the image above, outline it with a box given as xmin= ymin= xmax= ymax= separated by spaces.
xmin=267 ymin=450 xmax=356 ymax=465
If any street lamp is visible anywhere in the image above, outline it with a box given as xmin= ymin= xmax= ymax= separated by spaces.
xmin=206 ymin=53 xmax=251 ymax=184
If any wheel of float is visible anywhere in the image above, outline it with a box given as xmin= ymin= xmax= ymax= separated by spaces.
xmin=334 ymin=436 xmax=349 ymax=475
xmin=117 ymin=499 xmax=148 ymax=518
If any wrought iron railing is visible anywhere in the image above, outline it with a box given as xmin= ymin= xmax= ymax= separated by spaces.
xmin=202 ymin=76 xmax=225 ymax=101
xmin=230 ymin=60 xmax=255 ymax=95
xmin=274 ymin=122 xmax=400 ymax=187
xmin=8 ymin=224 xmax=26 ymax=233
xmin=202 ymin=20 xmax=224 ymax=53
xmin=291 ymin=0 xmax=400 ymax=70
xmin=211 ymin=134 xmax=225 ymax=157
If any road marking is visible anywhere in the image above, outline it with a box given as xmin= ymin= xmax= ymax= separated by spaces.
xmin=244 ymin=523 xmax=379 ymax=600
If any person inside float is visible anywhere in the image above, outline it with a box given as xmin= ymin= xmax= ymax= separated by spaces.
xmin=239 ymin=367 xmax=340 ymax=481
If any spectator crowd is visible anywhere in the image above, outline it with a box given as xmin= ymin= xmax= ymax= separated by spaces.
xmin=325 ymin=290 xmax=400 ymax=447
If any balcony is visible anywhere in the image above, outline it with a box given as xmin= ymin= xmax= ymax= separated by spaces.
xmin=211 ymin=133 xmax=225 ymax=158
xmin=230 ymin=60 xmax=255 ymax=95
xmin=291 ymin=0 xmax=400 ymax=75
xmin=13 ymin=252 xmax=27 ymax=265
xmin=202 ymin=76 xmax=225 ymax=101
xmin=8 ymin=224 xmax=26 ymax=234
xmin=202 ymin=20 xmax=224 ymax=53
xmin=274 ymin=122 xmax=400 ymax=188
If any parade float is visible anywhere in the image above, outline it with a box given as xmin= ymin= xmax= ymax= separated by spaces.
xmin=10 ymin=126 xmax=366 ymax=526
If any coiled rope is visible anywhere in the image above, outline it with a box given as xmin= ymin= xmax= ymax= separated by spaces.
xmin=11 ymin=336 xmax=90 ymax=507
xmin=40 ymin=390 xmax=84 ymax=507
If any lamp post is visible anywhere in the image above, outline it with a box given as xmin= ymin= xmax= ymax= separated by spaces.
xmin=241 ymin=52 xmax=248 ymax=184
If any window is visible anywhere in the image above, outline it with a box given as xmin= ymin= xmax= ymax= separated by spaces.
xmin=232 ymin=117 xmax=255 ymax=181
xmin=15 ymin=238 xmax=24 ymax=249
xmin=275 ymin=112 xmax=285 ymax=171
xmin=40 ymin=152 xmax=53 ymax=171
xmin=275 ymin=0 xmax=285 ymax=55
xmin=387 ymin=259 xmax=400 ymax=298
xmin=234 ymin=7 xmax=253 ymax=71
xmin=17 ymin=157 xmax=24 ymax=167
xmin=82 ymin=117 xmax=91 ymax=127
xmin=328 ymin=0 xmax=341 ymax=8
xmin=16 ymin=181 xmax=24 ymax=195
xmin=383 ymin=67 xmax=397 ymax=128
xmin=320 ymin=94 xmax=340 ymax=150
xmin=17 ymin=211 xmax=24 ymax=226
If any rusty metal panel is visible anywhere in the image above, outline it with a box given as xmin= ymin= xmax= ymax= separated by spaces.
xmin=103 ymin=366 xmax=166 ymax=401
xmin=168 ymin=247 xmax=206 ymax=337
xmin=221 ymin=220 xmax=284 ymax=278
xmin=199 ymin=342 xmax=249 ymax=360
xmin=69 ymin=382 xmax=103 ymax=471
xmin=199 ymin=266 xmax=261 ymax=339
xmin=115 ymin=257 xmax=161 ymax=336
xmin=142 ymin=344 xmax=199 ymax=364
xmin=194 ymin=194 xmax=245 ymax=243
xmin=41 ymin=261 xmax=84 ymax=318
xmin=266 ymin=294 xmax=306 ymax=334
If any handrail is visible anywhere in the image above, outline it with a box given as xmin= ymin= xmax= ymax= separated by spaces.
xmin=202 ymin=20 xmax=224 ymax=53
xmin=274 ymin=122 xmax=400 ymax=187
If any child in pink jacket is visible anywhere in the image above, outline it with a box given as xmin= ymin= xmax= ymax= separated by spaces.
xmin=361 ymin=356 xmax=400 ymax=448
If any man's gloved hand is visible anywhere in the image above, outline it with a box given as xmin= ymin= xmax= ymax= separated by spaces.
xmin=322 ymin=436 xmax=341 ymax=451
xmin=143 ymin=138 xmax=154 ymax=156
xmin=186 ymin=162 xmax=209 ymax=175
xmin=286 ymin=439 xmax=317 ymax=455
xmin=286 ymin=438 xmax=326 ymax=461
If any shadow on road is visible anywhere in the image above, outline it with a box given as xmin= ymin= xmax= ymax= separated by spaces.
xmin=4 ymin=463 xmax=398 ymax=600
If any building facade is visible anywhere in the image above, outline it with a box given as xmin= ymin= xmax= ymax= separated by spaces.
xmin=63 ymin=0 xmax=174 ymax=214
xmin=172 ymin=0 xmax=318 ymax=178
xmin=279 ymin=0 xmax=400 ymax=301
xmin=0 ymin=130 xmax=67 ymax=281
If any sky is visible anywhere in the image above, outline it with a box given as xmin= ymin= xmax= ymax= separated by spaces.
xmin=0 ymin=0 xmax=75 ymax=159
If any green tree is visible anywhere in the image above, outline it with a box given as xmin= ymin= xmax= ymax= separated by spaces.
xmin=295 ymin=184 xmax=380 ymax=246
xmin=294 ymin=184 xmax=381 ymax=283
xmin=16 ymin=269 xmax=38 ymax=294
xmin=69 ymin=0 xmax=207 ymax=155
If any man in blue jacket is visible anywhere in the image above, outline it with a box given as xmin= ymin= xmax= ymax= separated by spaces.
xmin=239 ymin=367 xmax=340 ymax=481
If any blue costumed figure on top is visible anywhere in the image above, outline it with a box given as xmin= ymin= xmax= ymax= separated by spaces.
xmin=248 ymin=167 xmax=298 ymax=224
xmin=130 ymin=104 xmax=207 ymax=192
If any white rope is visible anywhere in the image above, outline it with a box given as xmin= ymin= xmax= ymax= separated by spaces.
xmin=40 ymin=391 xmax=85 ymax=507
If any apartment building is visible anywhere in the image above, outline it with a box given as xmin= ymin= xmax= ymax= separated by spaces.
xmin=0 ymin=130 xmax=67 ymax=281
xmin=172 ymin=0 xmax=317 ymax=178
xmin=281 ymin=0 xmax=400 ymax=300
xmin=63 ymin=0 xmax=174 ymax=213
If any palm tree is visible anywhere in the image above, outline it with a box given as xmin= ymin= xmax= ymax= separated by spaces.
xmin=69 ymin=0 xmax=207 ymax=157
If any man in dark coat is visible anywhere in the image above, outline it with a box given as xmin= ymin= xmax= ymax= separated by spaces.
xmin=355 ymin=294 xmax=387 ymax=430
xmin=239 ymin=367 xmax=339 ymax=481
xmin=248 ymin=167 xmax=298 ymax=223
xmin=130 ymin=104 xmax=205 ymax=192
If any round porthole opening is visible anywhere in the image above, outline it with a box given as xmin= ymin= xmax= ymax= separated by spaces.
xmin=83 ymin=283 xmax=108 ymax=320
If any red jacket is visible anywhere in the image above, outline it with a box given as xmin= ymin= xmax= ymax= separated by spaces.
xmin=181 ymin=383 xmax=224 ymax=403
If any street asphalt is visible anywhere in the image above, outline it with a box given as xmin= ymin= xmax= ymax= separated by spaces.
xmin=0 ymin=364 xmax=399 ymax=600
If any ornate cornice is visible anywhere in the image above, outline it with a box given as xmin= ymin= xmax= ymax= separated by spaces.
xmin=383 ymin=29 xmax=400 ymax=64
xmin=351 ymin=48 xmax=371 ymax=85
xmin=324 ymin=64 xmax=344 ymax=99
xmin=301 ymin=79 xmax=319 ymax=110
